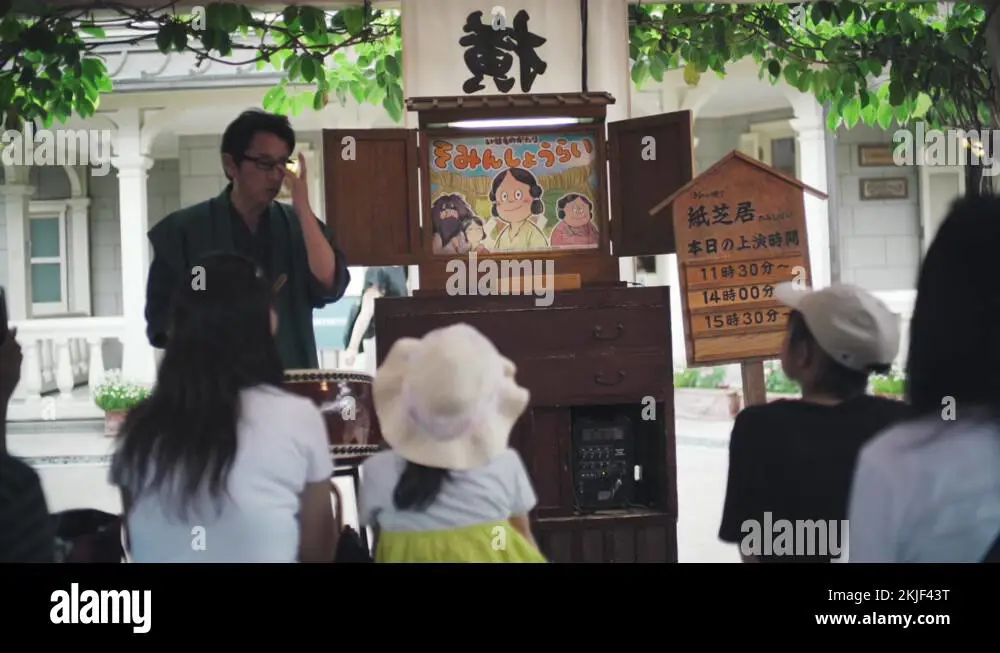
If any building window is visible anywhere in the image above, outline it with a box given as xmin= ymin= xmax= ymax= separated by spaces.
xmin=27 ymin=213 xmax=68 ymax=316
xmin=745 ymin=120 xmax=800 ymax=180
xmin=770 ymin=137 xmax=797 ymax=178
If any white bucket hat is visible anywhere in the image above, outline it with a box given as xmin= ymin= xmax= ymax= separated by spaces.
xmin=372 ymin=323 xmax=530 ymax=471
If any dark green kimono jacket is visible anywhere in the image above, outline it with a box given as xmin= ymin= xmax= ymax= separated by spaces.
xmin=144 ymin=187 xmax=351 ymax=370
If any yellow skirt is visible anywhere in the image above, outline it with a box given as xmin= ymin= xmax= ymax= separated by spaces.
xmin=376 ymin=521 xmax=548 ymax=563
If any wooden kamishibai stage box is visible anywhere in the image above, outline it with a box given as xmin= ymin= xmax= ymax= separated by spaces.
xmin=322 ymin=93 xmax=693 ymax=562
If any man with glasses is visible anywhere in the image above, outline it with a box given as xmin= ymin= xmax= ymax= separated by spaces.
xmin=144 ymin=109 xmax=351 ymax=370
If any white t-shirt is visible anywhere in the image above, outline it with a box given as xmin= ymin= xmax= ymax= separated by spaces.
xmin=359 ymin=447 xmax=536 ymax=532
xmin=116 ymin=385 xmax=333 ymax=563
xmin=848 ymin=410 xmax=1000 ymax=563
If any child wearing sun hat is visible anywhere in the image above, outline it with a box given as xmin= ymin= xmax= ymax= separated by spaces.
xmin=358 ymin=323 xmax=546 ymax=562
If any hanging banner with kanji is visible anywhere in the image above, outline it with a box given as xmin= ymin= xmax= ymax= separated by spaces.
xmin=405 ymin=0 xmax=593 ymax=97
xmin=653 ymin=151 xmax=825 ymax=367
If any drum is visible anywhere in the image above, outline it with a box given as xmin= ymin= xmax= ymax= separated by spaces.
xmin=282 ymin=369 xmax=383 ymax=459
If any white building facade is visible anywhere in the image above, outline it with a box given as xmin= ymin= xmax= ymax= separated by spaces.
xmin=1 ymin=1 xmax=960 ymax=421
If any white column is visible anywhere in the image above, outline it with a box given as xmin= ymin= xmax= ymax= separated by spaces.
xmin=3 ymin=180 xmax=32 ymax=319
xmin=67 ymin=198 xmax=93 ymax=316
xmin=112 ymin=141 xmax=156 ymax=385
xmin=790 ymin=119 xmax=831 ymax=289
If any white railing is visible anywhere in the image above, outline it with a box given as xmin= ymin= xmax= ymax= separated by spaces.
xmin=8 ymin=316 xmax=126 ymax=420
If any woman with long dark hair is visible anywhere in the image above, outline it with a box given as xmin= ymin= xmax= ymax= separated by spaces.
xmin=110 ymin=253 xmax=335 ymax=562
xmin=847 ymin=197 xmax=1000 ymax=562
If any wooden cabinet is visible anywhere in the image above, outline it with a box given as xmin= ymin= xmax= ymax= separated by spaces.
xmin=375 ymin=285 xmax=677 ymax=563
xmin=326 ymin=91 xmax=693 ymax=562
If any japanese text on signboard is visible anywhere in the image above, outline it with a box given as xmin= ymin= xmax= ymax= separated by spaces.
xmin=670 ymin=156 xmax=812 ymax=366
xmin=684 ymin=199 xmax=800 ymax=257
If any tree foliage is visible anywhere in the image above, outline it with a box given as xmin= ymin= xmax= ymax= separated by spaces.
xmin=0 ymin=1 xmax=402 ymax=130
xmin=629 ymin=2 xmax=992 ymax=135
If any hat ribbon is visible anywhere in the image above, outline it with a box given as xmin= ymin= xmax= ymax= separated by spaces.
xmin=400 ymin=373 xmax=497 ymax=442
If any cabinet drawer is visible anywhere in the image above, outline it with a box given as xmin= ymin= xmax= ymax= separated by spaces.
xmin=516 ymin=351 xmax=670 ymax=406
xmin=388 ymin=304 xmax=669 ymax=360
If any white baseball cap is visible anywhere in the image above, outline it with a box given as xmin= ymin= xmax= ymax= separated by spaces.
xmin=773 ymin=282 xmax=901 ymax=372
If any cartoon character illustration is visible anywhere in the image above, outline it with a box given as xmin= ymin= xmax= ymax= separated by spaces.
xmin=489 ymin=167 xmax=550 ymax=251
xmin=431 ymin=193 xmax=476 ymax=254
xmin=460 ymin=215 xmax=491 ymax=254
xmin=549 ymin=193 xmax=599 ymax=249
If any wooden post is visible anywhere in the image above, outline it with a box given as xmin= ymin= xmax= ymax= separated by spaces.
xmin=740 ymin=360 xmax=767 ymax=408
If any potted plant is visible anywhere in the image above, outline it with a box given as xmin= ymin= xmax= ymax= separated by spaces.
xmin=92 ymin=370 xmax=151 ymax=436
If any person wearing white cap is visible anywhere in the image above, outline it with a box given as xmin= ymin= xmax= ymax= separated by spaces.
xmin=847 ymin=197 xmax=1000 ymax=563
xmin=358 ymin=323 xmax=546 ymax=562
xmin=718 ymin=282 xmax=911 ymax=563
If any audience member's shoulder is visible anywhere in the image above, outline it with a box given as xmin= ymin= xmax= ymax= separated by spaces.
xmin=732 ymin=399 xmax=798 ymax=427
xmin=242 ymin=384 xmax=323 ymax=426
xmin=862 ymin=409 xmax=999 ymax=462
xmin=485 ymin=447 xmax=527 ymax=474
xmin=361 ymin=449 xmax=404 ymax=476
xmin=863 ymin=395 xmax=913 ymax=419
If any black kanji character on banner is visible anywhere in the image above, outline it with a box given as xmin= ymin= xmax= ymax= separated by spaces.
xmin=723 ymin=289 xmax=736 ymax=301
xmin=763 ymin=284 xmax=774 ymax=297
xmin=753 ymin=233 xmax=767 ymax=249
xmin=762 ymin=262 xmax=774 ymax=274
xmin=721 ymin=265 xmax=735 ymax=279
xmin=785 ymin=229 xmax=800 ymax=246
xmin=726 ymin=313 xmax=740 ymax=326
xmin=767 ymin=232 xmax=783 ymax=247
xmin=722 ymin=238 xmax=734 ymax=251
xmin=509 ymin=10 xmax=546 ymax=91
xmin=735 ymin=201 xmax=755 ymax=223
xmin=688 ymin=205 xmax=709 ymax=228
xmin=688 ymin=240 xmax=703 ymax=256
xmin=460 ymin=11 xmax=514 ymax=92
xmin=459 ymin=10 xmax=547 ymax=94
xmin=711 ymin=203 xmax=732 ymax=225
xmin=767 ymin=309 xmax=779 ymax=322
xmin=705 ymin=238 xmax=718 ymax=254
xmin=737 ymin=235 xmax=752 ymax=250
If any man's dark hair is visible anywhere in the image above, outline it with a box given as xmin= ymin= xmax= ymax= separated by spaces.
xmin=786 ymin=310 xmax=889 ymax=400
xmin=220 ymin=109 xmax=296 ymax=181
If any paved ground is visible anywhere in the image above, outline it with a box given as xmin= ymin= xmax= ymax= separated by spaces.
xmin=9 ymin=416 xmax=739 ymax=563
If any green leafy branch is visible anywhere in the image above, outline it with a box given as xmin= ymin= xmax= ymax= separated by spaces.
xmin=629 ymin=2 xmax=993 ymax=137
xmin=0 ymin=1 xmax=403 ymax=129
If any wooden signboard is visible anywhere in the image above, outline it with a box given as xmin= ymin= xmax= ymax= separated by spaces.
xmin=650 ymin=151 xmax=827 ymax=402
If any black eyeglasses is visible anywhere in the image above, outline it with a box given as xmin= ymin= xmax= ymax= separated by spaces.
xmin=240 ymin=154 xmax=293 ymax=172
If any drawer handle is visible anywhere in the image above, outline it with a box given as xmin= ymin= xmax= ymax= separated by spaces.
xmin=593 ymin=323 xmax=624 ymax=340
xmin=594 ymin=370 xmax=625 ymax=386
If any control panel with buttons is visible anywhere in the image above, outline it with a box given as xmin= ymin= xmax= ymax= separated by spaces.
xmin=572 ymin=419 xmax=634 ymax=510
